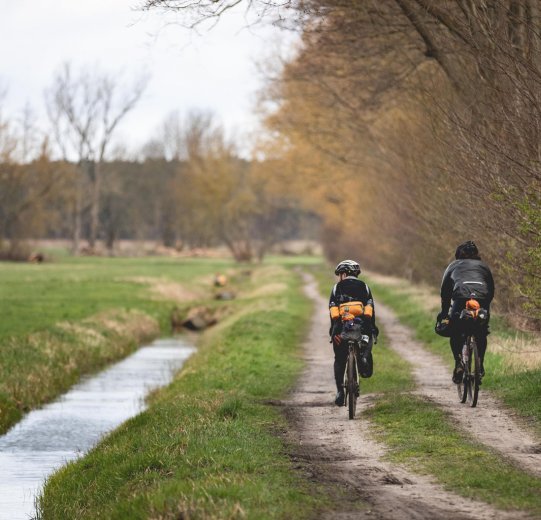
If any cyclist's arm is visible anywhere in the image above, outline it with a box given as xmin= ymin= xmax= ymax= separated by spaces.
xmin=486 ymin=267 xmax=495 ymax=304
xmin=440 ymin=263 xmax=455 ymax=314
xmin=329 ymin=284 xmax=339 ymax=335
xmin=364 ymin=283 xmax=379 ymax=341
xmin=365 ymin=284 xmax=376 ymax=326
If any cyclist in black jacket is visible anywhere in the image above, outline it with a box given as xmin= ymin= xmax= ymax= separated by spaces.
xmin=436 ymin=241 xmax=495 ymax=384
xmin=329 ymin=259 xmax=379 ymax=406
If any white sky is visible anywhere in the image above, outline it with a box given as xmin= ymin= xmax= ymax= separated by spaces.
xmin=0 ymin=0 xmax=296 ymax=157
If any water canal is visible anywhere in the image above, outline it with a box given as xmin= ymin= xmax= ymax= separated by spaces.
xmin=0 ymin=338 xmax=195 ymax=520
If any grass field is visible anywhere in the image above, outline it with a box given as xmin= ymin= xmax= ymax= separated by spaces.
xmin=0 ymin=256 xmax=235 ymax=340
xmin=0 ymin=256 xmax=234 ymax=433
xmin=37 ymin=263 xmax=336 ymax=519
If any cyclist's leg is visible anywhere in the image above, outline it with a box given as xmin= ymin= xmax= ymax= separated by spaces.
xmin=333 ymin=339 xmax=347 ymax=391
xmin=475 ymin=300 xmax=490 ymax=377
xmin=450 ymin=334 xmax=463 ymax=366
xmin=358 ymin=336 xmax=373 ymax=378
xmin=475 ymin=331 xmax=487 ymax=377
xmin=450 ymin=334 xmax=465 ymax=383
xmin=449 ymin=299 xmax=466 ymax=381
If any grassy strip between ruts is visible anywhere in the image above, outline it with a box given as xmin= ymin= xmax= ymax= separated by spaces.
xmin=0 ymin=256 xmax=234 ymax=434
xmin=366 ymin=394 xmax=541 ymax=514
xmin=310 ymin=263 xmax=541 ymax=514
xmin=367 ymin=278 xmax=541 ymax=436
xmin=37 ymin=265 xmax=336 ymax=519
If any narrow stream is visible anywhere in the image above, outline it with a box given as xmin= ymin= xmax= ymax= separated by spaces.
xmin=0 ymin=337 xmax=195 ymax=520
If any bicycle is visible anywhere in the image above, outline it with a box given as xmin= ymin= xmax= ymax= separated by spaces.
xmin=456 ymin=299 xmax=488 ymax=408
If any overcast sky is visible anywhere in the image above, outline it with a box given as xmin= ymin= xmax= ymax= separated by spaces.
xmin=0 ymin=0 xmax=295 ymax=156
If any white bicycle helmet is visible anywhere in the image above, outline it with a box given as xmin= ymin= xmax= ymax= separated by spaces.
xmin=334 ymin=259 xmax=361 ymax=277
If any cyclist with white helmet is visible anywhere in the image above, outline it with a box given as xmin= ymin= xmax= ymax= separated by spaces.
xmin=329 ymin=259 xmax=379 ymax=406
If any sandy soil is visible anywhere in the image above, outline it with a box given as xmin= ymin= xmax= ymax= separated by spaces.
xmin=377 ymin=303 xmax=541 ymax=478
xmin=282 ymin=276 xmax=529 ymax=520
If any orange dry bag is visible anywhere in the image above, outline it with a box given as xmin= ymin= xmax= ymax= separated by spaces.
xmin=466 ymin=299 xmax=480 ymax=311
xmin=466 ymin=299 xmax=480 ymax=318
xmin=339 ymin=301 xmax=364 ymax=319
xmin=329 ymin=306 xmax=340 ymax=320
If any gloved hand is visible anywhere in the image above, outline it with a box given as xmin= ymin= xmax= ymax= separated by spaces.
xmin=436 ymin=311 xmax=447 ymax=323
xmin=333 ymin=334 xmax=342 ymax=345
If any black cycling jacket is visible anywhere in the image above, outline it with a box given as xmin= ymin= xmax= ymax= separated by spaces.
xmin=329 ymin=277 xmax=376 ymax=335
xmin=440 ymin=259 xmax=495 ymax=313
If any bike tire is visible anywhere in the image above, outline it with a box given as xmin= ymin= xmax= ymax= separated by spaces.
xmin=465 ymin=337 xmax=474 ymax=405
xmin=457 ymin=337 xmax=470 ymax=403
xmin=347 ymin=350 xmax=357 ymax=420
xmin=470 ymin=337 xmax=480 ymax=407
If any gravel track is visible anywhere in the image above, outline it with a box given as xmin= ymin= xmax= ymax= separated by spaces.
xmin=377 ymin=303 xmax=541 ymax=478
xmin=282 ymin=276 xmax=528 ymax=519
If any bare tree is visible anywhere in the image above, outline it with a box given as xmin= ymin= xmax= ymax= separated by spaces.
xmin=45 ymin=63 xmax=147 ymax=252
xmin=139 ymin=0 xmax=294 ymax=28
xmin=0 ymin=94 xmax=69 ymax=256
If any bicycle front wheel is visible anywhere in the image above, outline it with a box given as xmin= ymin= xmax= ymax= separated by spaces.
xmin=347 ymin=350 xmax=357 ymax=420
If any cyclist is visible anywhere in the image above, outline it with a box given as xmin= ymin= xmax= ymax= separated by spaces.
xmin=329 ymin=259 xmax=379 ymax=406
xmin=436 ymin=241 xmax=495 ymax=384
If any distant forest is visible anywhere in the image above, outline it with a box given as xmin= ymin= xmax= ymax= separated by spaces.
xmin=0 ymin=155 xmax=319 ymax=259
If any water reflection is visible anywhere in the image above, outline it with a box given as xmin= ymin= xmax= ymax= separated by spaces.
xmin=0 ymin=338 xmax=194 ymax=520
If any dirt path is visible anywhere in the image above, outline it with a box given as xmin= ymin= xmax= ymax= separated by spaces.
xmin=283 ymin=276 xmax=526 ymax=520
xmin=377 ymin=303 xmax=541 ymax=478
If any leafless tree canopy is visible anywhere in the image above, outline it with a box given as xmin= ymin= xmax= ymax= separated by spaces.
xmin=45 ymin=63 xmax=146 ymax=251
xmin=140 ymin=0 xmax=297 ymax=28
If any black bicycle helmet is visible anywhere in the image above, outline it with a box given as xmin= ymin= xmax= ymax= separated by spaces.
xmin=334 ymin=259 xmax=361 ymax=277
xmin=455 ymin=241 xmax=479 ymax=260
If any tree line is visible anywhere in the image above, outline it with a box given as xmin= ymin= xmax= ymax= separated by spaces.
xmin=144 ymin=0 xmax=541 ymax=326
xmin=0 ymin=64 xmax=315 ymax=262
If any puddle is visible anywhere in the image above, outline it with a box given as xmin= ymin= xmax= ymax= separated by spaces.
xmin=0 ymin=338 xmax=195 ymax=520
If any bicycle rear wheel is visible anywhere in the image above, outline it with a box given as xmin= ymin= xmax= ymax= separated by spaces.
xmin=457 ymin=337 xmax=471 ymax=404
xmin=347 ymin=350 xmax=357 ymax=420
xmin=469 ymin=337 xmax=480 ymax=407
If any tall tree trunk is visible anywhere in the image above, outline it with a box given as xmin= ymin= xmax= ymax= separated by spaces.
xmin=72 ymin=182 xmax=82 ymax=255
xmin=88 ymin=161 xmax=100 ymax=250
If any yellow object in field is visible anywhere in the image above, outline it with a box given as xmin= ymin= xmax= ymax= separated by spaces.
xmin=339 ymin=301 xmax=364 ymax=318
xmin=214 ymin=274 xmax=228 ymax=287
xmin=364 ymin=304 xmax=373 ymax=318
xmin=329 ymin=306 xmax=340 ymax=320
